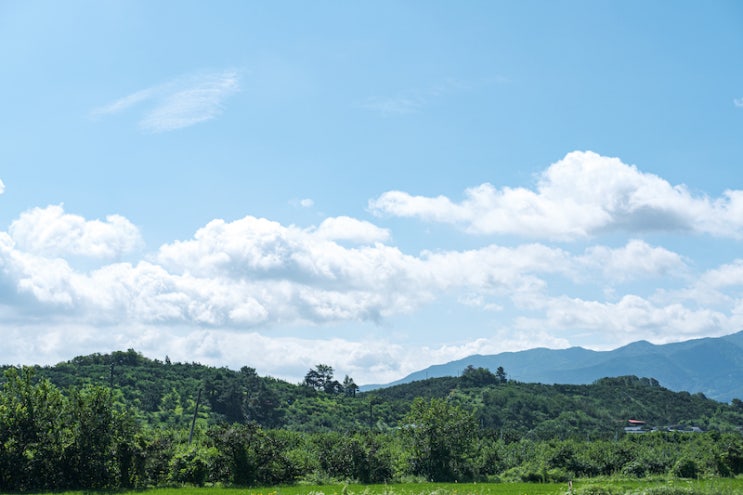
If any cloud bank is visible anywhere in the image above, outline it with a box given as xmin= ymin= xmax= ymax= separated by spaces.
xmin=1 ymin=208 xmax=702 ymax=332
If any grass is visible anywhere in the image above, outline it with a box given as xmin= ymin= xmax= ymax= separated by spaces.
xmin=18 ymin=478 xmax=743 ymax=495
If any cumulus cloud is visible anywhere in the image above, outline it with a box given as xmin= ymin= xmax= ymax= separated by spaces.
xmin=515 ymin=293 xmax=735 ymax=346
xmin=663 ymin=260 xmax=743 ymax=310
xmin=0 ymin=205 xmax=708 ymax=335
xmin=369 ymin=151 xmax=743 ymax=239
xmin=699 ymin=260 xmax=743 ymax=289
xmin=0 ymin=234 xmax=77 ymax=307
xmin=579 ymin=239 xmax=687 ymax=282
xmin=91 ymin=70 xmax=240 ymax=132
xmin=1 ymin=213 xmax=418 ymax=325
xmin=313 ymin=216 xmax=390 ymax=243
xmin=9 ymin=205 xmax=142 ymax=259
xmin=0 ymin=324 xmax=557 ymax=385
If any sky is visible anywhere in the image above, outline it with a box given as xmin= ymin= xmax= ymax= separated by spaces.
xmin=1 ymin=1 xmax=743 ymax=386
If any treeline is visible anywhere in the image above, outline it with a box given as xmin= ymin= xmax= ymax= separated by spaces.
xmin=2 ymin=366 xmax=743 ymax=491
xmin=7 ymin=350 xmax=743 ymax=437
xmin=2 ymin=351 xmax=743 ymax=490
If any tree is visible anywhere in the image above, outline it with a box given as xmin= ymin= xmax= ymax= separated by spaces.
xmin=303 ymin=364 xmax=340 ymax=394
xmin=401 ymin=397 xmax=477 ymax=481
xmin=0 ymin=367 xmax=68 ymax=490
xmin=0 ymin=367 xmax=142 ymax=491
xmin=64 ymin=384 xmax=130 ymax=488
xmin=343 ymin=375 xmax=359 ymax=397
xmin=460 ymin=365 xmax=498 ymax=387
xmin=240 ymin=366 xmax=282 ymax=427
xmin=495 ymin=366 xmax=508 ymax=384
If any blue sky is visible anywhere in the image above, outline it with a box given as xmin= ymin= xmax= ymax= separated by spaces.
xmin=1 ymin=1 xmax=743 ymax=385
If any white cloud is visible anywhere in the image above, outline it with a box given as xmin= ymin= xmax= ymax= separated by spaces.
xmin=9 ymin=204 xmax=142 ymax=259
xmin=314 ymin=216 xmax=390 ymax=243
xmin=300 ymin=198 xmax=314 ymax=208
xmin=515 ymin=293 xmax=734 ymax=346
xmin=699 ymin=260 xmax=743 ymax=289
xmin=361 ymin=96 xmax=423 ymax=115
xmin=0 ymin=235 xmax=77 ymax=307
xmin=360 ymin=78 xmax=485 ymax=116
xmin=0 ymin=323 xmax=573 ymax=385
xmin=663 ymin=260 xmax=743 ymax=310
xmin=579 ymin=239 xmax=687 ymax=282
xmin=0 ymin=210 xmax=574 ymax=328
xmin=370 ymin=151 xmax=743 ymax=239
xmin=1 ymin=213 xmax=416 ymax=325
xmin=91 ymin=70 xmax=240 ymax=132
xmin=90 ymin=87 xmax=158 ymax=116
xmin=151 ymin=215 xmax=433 ymax=324
xmin=0 ymin=208 xmax=707 ymax=338
xmin=0 ymin=178 xmax=5 ymax=194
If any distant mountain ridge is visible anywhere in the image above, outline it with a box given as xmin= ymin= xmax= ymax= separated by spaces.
xmin=364 ymin=330 xmax=743 ymax=402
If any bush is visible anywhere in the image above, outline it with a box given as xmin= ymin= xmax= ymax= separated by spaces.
xmin=546 ymin=467 xmax=571 ymax=482
xmin=673 ymin=458 xmax=699 ymax=479
xmin=168 ymin=445 xmax=216 ymax=486
xmin=645 ymin=485 xmax=694 ymax=495
xmin=621 ymin=459 xmax=647 ymax=478
xmin=575 ymin=484 xmax=625 ymax=495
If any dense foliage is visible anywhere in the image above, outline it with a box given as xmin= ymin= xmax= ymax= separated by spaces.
xmin=1 ymin=352 xmax=743 ymax=491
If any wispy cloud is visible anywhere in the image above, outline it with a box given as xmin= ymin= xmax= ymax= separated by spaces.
xmin=360 ymin=78 xmax=470 ymax=115
xmin=91 ymin=87 xmax=158 ymax=116
xmin=91 ymin=70 xmax=240 ymax=132
xmin=361 ymin=96 xmax=425 ymax=115
xmin=0 ymin=178 xmax=5 ymax=195
xmin=735 ymin=97 xmax=743 ymax=108
xmin=360 ymin=76 xmax=505 ymax=116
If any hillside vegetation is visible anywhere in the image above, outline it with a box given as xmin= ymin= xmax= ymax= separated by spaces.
xmin=1 ymin=350 xmax=743 ymax=491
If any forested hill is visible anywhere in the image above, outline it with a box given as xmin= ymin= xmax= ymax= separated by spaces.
xmin=2 ymin=349 xmax=743 ymax=438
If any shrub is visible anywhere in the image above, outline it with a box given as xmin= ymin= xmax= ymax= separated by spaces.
xmin=672 ymin=458 xmax=699 ymax=479
xmin=168 ymin=445 xmax=216 ymax=486
xmin=575 ymin=484 xmax=624 ymax=495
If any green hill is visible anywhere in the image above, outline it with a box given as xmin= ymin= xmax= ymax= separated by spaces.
xmin=3 ymin=352 xmax=743 ymax=491
xmin=3 ymin=350 xmax=743 ymax=438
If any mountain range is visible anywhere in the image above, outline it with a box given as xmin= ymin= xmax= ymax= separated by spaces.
xmin=365 ymin=330 xmax=743 ymax=403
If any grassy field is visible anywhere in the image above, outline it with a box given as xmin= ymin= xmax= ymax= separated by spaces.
xmin=21 ymin=479 xmax=743 ymax=495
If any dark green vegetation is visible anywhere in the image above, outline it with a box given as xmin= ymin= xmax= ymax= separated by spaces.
xmin=2 ymin=351 xmax=743 ymax=491
xmin=24 ymin=479 xmax=743 ymax=495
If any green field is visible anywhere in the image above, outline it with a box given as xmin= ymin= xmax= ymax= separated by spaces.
xmin=26 ymin=479 xmax=743 ymax=495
